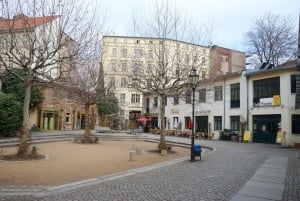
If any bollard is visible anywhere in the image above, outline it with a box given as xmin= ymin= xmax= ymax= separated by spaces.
xmin=129 ymin=151 xmax=135 ymax=161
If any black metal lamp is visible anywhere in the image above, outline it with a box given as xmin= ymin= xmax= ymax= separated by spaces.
xmin=188 ymin=68 xmax=199 ymax=162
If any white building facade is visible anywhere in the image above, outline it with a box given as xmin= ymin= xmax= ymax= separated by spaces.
xmin=162 ymin=63 xmax=300 ymax=146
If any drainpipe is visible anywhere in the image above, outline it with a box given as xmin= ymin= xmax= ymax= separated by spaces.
xmin=223 ymin=77 xmax=226 ymax=129
xmin=246 ymin=72 xmax=249 ymax=131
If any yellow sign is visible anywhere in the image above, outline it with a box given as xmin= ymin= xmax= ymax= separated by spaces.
xmin=276 ymin=130 xmax=283 ymax=144
xmin=243 ymin=130 xmax=250 ymax=141
xmin=273 ymin=95 xmax=280 ymax=106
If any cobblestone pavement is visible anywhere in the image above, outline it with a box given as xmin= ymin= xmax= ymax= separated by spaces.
xmin=0 ymin=134 xmax=299 ymax=201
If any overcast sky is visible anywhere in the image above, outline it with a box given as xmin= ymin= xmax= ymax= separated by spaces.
xmin=99 ymin=0 xmax=299 ymax=52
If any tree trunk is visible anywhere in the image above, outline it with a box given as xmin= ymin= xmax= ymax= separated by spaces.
xmin=83 ymin=102 xmax=92 ymax=143
xmin=18 ymin=82 xmax=32 ymax=157
xmin=159 ymin=94 xmax=166 ymax=149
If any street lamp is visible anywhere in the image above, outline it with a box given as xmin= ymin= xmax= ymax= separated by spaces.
xmin=188 ymin=68 xmax=199 ymax=162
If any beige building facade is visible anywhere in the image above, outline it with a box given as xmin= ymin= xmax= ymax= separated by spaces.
xmin=29 ymin=85 xmax=99 ymax=131
xmin=102 ymin=36 xmax=245 ymax=129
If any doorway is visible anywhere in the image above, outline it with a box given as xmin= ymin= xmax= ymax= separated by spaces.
xmin=253 ymin=115 xmax=281 ymax=144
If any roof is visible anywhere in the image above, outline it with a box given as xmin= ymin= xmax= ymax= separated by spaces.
xmin=103 ymin=35 xmax=210 ymax=49
xmin=245 ymin=62 xmax=300 ymax=77
xmin=0 ymin=13 xmax=58 ymax=31
xmin=103 ymin=35 xmax=244 ymax=54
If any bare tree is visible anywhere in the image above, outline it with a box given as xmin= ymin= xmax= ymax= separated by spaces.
xmin=245 ymin=13 xmax=297 ymax=66
xmin=0 ymin=0 xmax=104 ymax=156
xmin=74 ymin=59 xmax=100 ymax=142
xmin=130 ymin=0 xmax=213 ymax=149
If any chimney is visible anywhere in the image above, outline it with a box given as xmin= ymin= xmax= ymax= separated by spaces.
xmin=13 ymin=13 xmax=28 ymax=20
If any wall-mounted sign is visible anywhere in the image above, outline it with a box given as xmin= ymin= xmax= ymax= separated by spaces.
xmin=273 ymin=95 xmax=280 ymax=106
xmin=170 ymin=108 xmax=179 ymax=114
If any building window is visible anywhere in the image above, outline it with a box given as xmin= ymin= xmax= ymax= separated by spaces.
xmin=149 ymin=40 xmax=153 ymax=44
xmin=292 ymin=115 xmax=300 ymax=134
xmin=202 ymin=57 xmax=205 ymax=65
xmin=230 ymin=116 xmax=240 ymax=131
xmin=153 ymin=97 xmax=158 ymax=107
xmin=214 ymin=116 xmax=222 ymax=130
xmin=146 ymin=98 xmax=150 ymax=113
xmin=136 ymin=39 xmax=140 ymax=44
xmin=111 ymin=62 xmax=117 ymax=72
xmin=65 ymin=113 xmax=71 ymax=123
xmin=121 ymin=77 xmax=127 ymax=87
xmin=131 ymin=78 xmax=139 ymax=88
xmin=122 ymin=49 xmax=127 ymax=57
xmin=185 ymin=54 xmax=190 ymax=64
xmin=199 ymin=89 xmax=206 ymax=103
xmin=221 ymin=55 xmax=228 ymax=62
xmin=174 ymin=96 xmax=179 ymax=105
xmin=291 ymin=74 xmax=296 ymax=93
xmin=121 ymin=63 xmax=127 ymax=72
xmin=8 ymin=56 xmax=13 ymax=68
xmin=215 ymin=86 xmax=223 ymax=101
xmin=131 ymin=94 xmax=140 ymax=103
xmin=132 ymin=63 xmax=142 ymax=73
xmin=176 ymin=52 xmax=180 ymax=62
xmin=173 ymin=117 xmax=179 ymax=129
xmin=148 ymin=50 xmax=153 ymax=59
xmin=186 ymin=91 xmax=191 ymax=104
xmin=134 ymin=49 xmax=142 ymax=58
xmin=253 ymin=77 xmax=280 ymax=104
xmin=0 ymin=37 xmax=5 ymax=49
xmin=184 ymin=116 xmax=190 ymax=129
xmin=231 ymin=83 xmax=240 ymax=108
xmin=147 ymin=64 xmax=153 ymax=74
xmin=119 ymin=109 xmax=125 ymax=118
xmin=146 ymin=79 xmax=152 ymax=89
xmin=165 ymin=96 xmax=167 ymax=106
xmin=112 ymin=48 xmax=117 ymax=57
xmin=120 ymin=93 xmax=125 ymax=103
xmin=110 ymin=77 xmax=115 ymax=88
xmin=193 ymin=56 xmax=197 ymax=64
xmin=202 ymin=70 xmax=206 ymax=79
xmin=173 ymin=67 xmax=179 ymax=78
xmin=22 ymin=35 xmax=30 ymax=48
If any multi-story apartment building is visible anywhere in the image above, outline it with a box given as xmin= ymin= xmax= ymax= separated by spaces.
xmin=102 ymin=36 xmax=245 ymax=129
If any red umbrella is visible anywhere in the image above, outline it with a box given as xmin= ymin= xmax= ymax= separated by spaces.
xmin=188 ymin=117 xmax=193 ymax=130
xmin=136 ymin=117 xmax=151 ymax=122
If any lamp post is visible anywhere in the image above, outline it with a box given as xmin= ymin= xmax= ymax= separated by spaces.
xmin=189 ymin=68 xmax=199 ymax=162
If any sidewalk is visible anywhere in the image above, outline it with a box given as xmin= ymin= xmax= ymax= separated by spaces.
xmin=231 ymin=156 xmax=288 ymax=201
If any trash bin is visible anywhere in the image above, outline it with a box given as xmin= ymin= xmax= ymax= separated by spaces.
xmin=194 ymin=144 xmax=202 ymax=160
